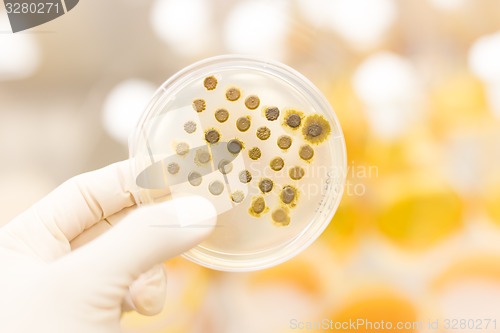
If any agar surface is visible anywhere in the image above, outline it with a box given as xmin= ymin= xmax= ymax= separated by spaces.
xmin=178 ymin=75 xmax=333 ymax=227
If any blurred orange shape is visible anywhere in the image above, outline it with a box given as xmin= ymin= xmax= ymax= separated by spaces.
xmin=330 ymin=290 xmax=418 ymax=333
xmin=484 ymin=178 xmax=500 ymax=224
xmin=431 ymin=255 xmax=500 ymax=332
xmin=321 ymin=195 xmax=362 ymax=256
xmin=248 ymin=257 xmax=323 ymax=296
xmin=432 ymin=255 xmax=500 ymax=291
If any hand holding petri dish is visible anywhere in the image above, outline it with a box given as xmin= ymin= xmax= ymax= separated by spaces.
xmin=130 ymin=55 xmax=346 ymax=271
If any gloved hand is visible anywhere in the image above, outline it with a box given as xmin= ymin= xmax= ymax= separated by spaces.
xmin=0 ymin=161 xmax=217 ymax=333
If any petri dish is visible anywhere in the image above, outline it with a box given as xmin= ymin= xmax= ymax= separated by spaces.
xmin=129 ymin=55 xmax=347 ymax=271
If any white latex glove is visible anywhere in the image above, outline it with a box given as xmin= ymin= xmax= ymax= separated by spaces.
xmin=0 ymin=161 xmax=217 ymax=333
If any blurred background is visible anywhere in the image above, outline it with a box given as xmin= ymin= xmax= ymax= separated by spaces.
xmin=1 ymin=0 xmax=500 ymax=332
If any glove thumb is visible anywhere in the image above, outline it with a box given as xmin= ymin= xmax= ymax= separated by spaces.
xmin=64 ymin=195 xmax=216 ymax=290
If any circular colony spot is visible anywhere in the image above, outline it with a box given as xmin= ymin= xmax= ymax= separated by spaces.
xmin=239 ymin=170 xmax=252 ymax=183
xmin=231 ymin=190 xmax=245 ymax=203
xmin=286 ymin=113 xmax=301 ymax=128
xmin=167 ymin=162 xmax=180 ymax=175
xmin=299 ymin=144 xmax=314 ymax=161
xmin=205 ymin=129 xmax=220 ymax=144
xmin=272 ymin=208 xmax=290 ymax=226
xmin=195 ymin=149 xmax=211 ymax=164
xmin=204 ymin=76 xmax=218 ymax=90
xmin=226 ymin=87 xmax=241 ymax=101
xmin=277 ymin=135 xmax=292 ymax=150
xmin=282 ymin=109 xmax=304 ymax=130
xmin=250 ymin=196 xmax=266 ymax=215
xmin=302 ymin=114 xmax=331 ymax=144
xmin=215 ymin=108 xmax=229 ymax=123
xmin=192 ymin=99 xmax=206 ymax=112
xmin=218 ymin=160 xmax=233 ymax=174
xmin=289 ymin=166 xmax=305 ymax=180
xmin=184 ymin=120 xmax=197 ymax=134
xmin=176 ymin=142 xmax=189 ymax=156
xmin=270 ymin=157 xmax=284 ymax=171
xmin=281 ymin=185 xmax=296 ymax=204
xmin=227 ymin=139 xmax=243 ymax=154
xmin=208 ymin=180 xmax=224 ymax=195
xmin=265 ymin=106 xmax=280 ymax=121
xmin=236 ymin=116 xmax=251 ymax=132
xmin=248 ymin=147 xmax=262 ymax=160
xmin=259 ymin=178 xmax=274 ymax=193
xmin=245 ymin=95 xmax=260 ymax=110
xmin=256 ymin=126 xmax=271 ymax=140
xmin=188 ymin=171 xmax=202 ymax=186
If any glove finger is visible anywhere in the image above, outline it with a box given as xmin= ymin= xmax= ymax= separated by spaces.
xmin=122 ymin=264 xmax=167 ymax=316
xmin=64 ymin=195 xmax=216 ymax=293
xmin=71 ymin=207 xmax=168 ymax=315
xmin=70 ymin=206 xmax=137 ymax=250
xmin=6 ymin=161 xmax=136 ymax=258
xmin=70 ymin=220 xmax=111 ymax=250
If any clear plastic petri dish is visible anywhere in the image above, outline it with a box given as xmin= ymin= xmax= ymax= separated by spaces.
xmin=129 ymin=55 xmax=347 ymax=272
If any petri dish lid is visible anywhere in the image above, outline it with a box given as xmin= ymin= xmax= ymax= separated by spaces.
xmin=129 ymin=55 xmax=346 ymax=272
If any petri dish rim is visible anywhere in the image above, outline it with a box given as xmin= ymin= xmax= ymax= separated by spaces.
xmin=129 ymin=55 xmax=347 ymax=272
